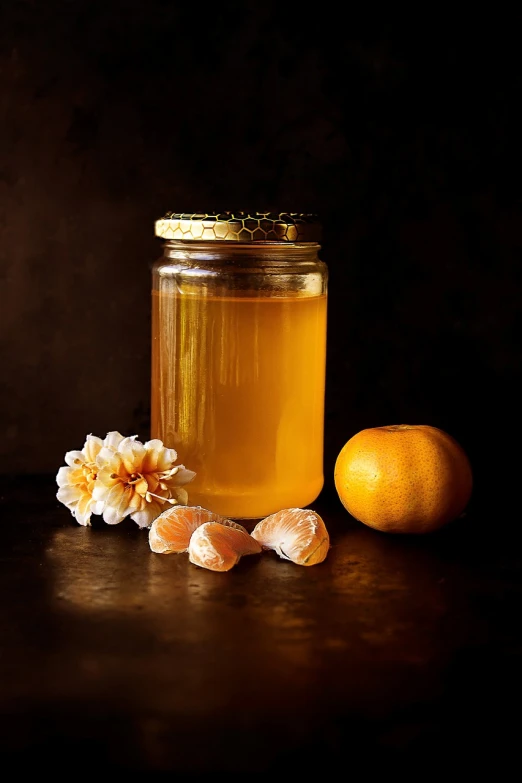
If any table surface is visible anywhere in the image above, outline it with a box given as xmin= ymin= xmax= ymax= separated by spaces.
xmin=1 ymin=475 xmax=520 ymax=776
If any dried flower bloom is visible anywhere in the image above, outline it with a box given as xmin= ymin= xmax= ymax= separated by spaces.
xmin=56 ymin=432 xmax=195 ymax=528
xmin=92 ymin=436 xmax=195 ymax=527
xmin=56 ymin=433 xmax=110 ymax=526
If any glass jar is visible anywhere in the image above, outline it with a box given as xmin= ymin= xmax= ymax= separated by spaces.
xmin=151 ymin=212 xmax=328 ymax=522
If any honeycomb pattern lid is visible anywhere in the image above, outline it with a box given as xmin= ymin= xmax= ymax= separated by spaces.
xmin=154 ymin=212 xmax=322 ymax=242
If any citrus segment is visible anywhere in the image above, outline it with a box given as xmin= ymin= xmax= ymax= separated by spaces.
xmin=149 ymin=505 xmax=244 ymax=554
xmin=334 ymin=424 xmax=473 ymax=534
xmin=251 ymin=508 xmax=330 ymax=566
xmin=188 ymin=521 xmax=262 ymax=572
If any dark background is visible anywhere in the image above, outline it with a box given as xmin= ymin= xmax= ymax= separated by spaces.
xmin=1 ymin=3 xmax=521 ymax=514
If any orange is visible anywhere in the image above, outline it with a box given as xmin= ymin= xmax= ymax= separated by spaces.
xmin=188 ymin=521 xmax=262 ymax=572
xmin=148 ymin=505 xmax=245 ymax=554
xmin=334 ymin=424 xmax=473 ymax=534
xmin=251 ymin=508 xmax=330 ymax=566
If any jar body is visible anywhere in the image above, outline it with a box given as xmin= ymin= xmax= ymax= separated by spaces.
xmin=151 ymin=241 xmax=328 ymax=520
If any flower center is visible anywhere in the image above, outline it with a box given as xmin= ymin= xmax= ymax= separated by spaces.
xmin=83 ymin=463 xmax=97 ymax=483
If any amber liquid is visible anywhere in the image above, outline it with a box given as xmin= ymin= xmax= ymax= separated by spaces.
xmin=151 ymin=290 xmax=327 ymax=519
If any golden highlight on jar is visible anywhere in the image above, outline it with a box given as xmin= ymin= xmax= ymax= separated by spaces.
xmin=151 ymin=212 xmax=328 ymax=521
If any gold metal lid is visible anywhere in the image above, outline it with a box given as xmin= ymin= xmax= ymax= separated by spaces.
xmin=154 ymin=212 xmax=321 ymax=242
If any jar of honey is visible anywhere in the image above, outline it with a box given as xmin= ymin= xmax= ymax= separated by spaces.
xmin=151 ymin=212 xmax=328 ymax=521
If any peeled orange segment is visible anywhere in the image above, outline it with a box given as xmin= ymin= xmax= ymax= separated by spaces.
xmin=188 ymin=522 xmax=262 ymax=572
xmin=149 ymin=505 xmax=244 ymax=554
xmin=251 ymin=508 xmax=330 ymax=566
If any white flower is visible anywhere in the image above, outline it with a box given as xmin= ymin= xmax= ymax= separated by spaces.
xmin=56 ymin=431 xmax=195 ymax=528
xmin=92 ymin=436 xmax=196 ymax=528
xmin=55 ymin=433 xmax=113 ymax=526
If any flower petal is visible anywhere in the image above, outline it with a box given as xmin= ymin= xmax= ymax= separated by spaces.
xmin=128 ymin=489 xmax=145 ymax=513
xmin=92 ymin=477 xmax=110 ymax=502
xmin=103 ymin=431 xmax=126 ymax=450
xmin=172 ymin=487 xmax=189 ymax=506
xmin=145 ymin=474 xmax=160 ymax=493
xmin=104 ymin=481 xmax=125 ymax=507
xmin=102 ymin=506 xmax=126 ymax=525
xmin=133 ymin=477 xmax=149 ymax=497
xmin=56 ymin=466 xmax=81 ymax=488
xmin=130 ymin=500 xmax=163 ymax=528
xmin=165 ymin=466 xmax=197 ymax=487
xmin=57 ymin=485 xmax=83 ymax=508
xmin=141 ymin=440 xmax=165 ymax=472
xmin=64 ymin=450 xmax=86 ymax=467
xmin=143 ymin=439 xmax=165 ymax=452
xmin=120 ymin=438 xmax=146 ymax=474
xmin=92 ymin=499 xmax=105 ymax=515
xmin=102 ymin=484 xmax=133 ymax=525
xmin=118 ymin=435 xmax=139 ymax=451
xmin=74 ymin=494 xmax=93 ymax=526
xmin=95 ymin=464 xmax=122 ymax=488
xmin=83 ymin=435 xmax=104 ymax=463
xmin=96 ymin=448 xmax=124 ymax=474
xmin=156 ymin=448 xmax=179 ymax=472
xmin=74 ymin=511 xmax=92 ymax=526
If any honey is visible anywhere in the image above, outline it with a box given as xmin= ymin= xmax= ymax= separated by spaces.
xmin=152 ymin=289 xmax=327 ymax=519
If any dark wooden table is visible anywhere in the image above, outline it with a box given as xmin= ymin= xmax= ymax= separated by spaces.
xmin=1 ymin=475 xmax=520 ymax=776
